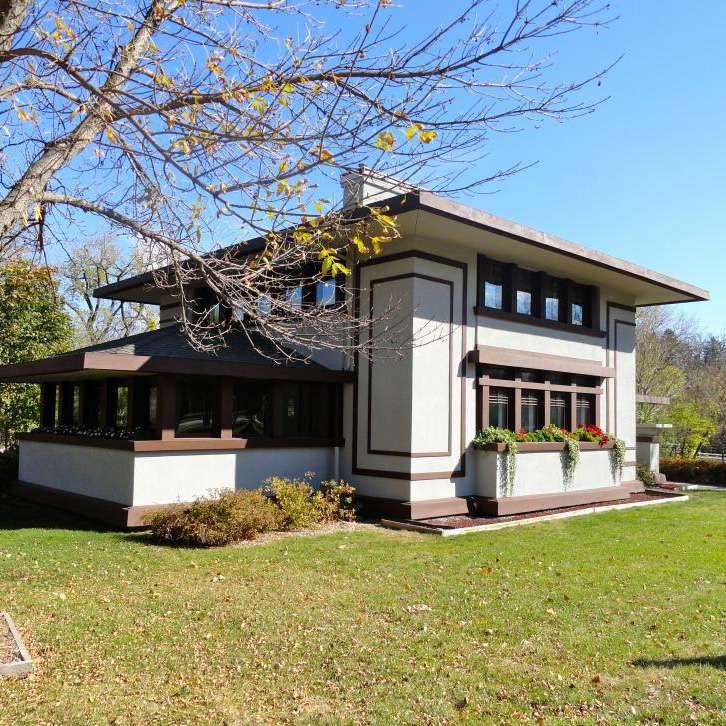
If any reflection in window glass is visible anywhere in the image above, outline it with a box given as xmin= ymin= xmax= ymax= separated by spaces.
xmin=176 ymin=379 xmax=216 ymax=435
xmin=545 ymin=297 xmax=559 ymax=321
xmin=521 ymin=392 xmax=540 ymax=432
xmin=576 ymin=395 xmax=594 ymax=427
xmin=489 ymin=389 xmax=510 ymax=429
xmin=115 ymin=386 xmax=129 ymax=429
xmin=148 ymin=386 xmax=158 ymax=427
xmin=484 ymin=281 xmax=502 ymax=309
xmin=516 ymin=290 xmax=532 ymax=315
xmin=72 ymin=385 xmax=81 ymax=425
xmin=316 ymin=280 xmax=336 ymax=306
xmin=233 ymin=383 xmax=272 ymax=437
xmin=286 ymin=286 xmax=303 ymax=310
xmin=571 ymin=303 xmax=584 ymax=326
xmin=550 ymin=394 xmax=568 ymax=429
xmin=257 ymin=295 xmax=272 ymax=316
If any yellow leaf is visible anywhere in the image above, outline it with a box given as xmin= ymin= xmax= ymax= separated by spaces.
xmin=321 ymin=256 xmax=333 ymax=275
xmin=331 ymin=261 xmax=351 ymax=277
xmin=375 ymin=131 xmax=395 ymax=151
xmin=405 ymin=123 xmax=422 ymax=140
xmin=352 ymin=236 xmax=369 ymax=254
xmin=105 ymin=127 xmax=115 ymax=142
xmin=418 ymin=130 xmax=437 ymax=144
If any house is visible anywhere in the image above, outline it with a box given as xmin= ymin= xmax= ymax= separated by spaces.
xmin=0 ymin=171 xmax=709 ymax=526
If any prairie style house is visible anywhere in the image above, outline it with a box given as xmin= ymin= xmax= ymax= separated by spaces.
xmin=0 ymin=173 xmax=708 ymax=525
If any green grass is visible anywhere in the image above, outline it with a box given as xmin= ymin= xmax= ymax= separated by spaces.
xmin=0 ymin=493 xmax=724 ymax=725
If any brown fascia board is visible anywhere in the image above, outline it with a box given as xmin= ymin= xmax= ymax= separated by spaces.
xmin=476 ymin=345 xmax=616 ymax=378
xmin=0 ymin=351 xmax=354 ymax=383
xmin=94 ymin=190 xmax=709 ymax=306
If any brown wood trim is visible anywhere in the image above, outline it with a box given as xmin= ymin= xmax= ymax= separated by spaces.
xmin=474 ymin=304 xmax=607 ymax=338
xmin=17 ymin=431 xmax=343 ymax=452
xmin=475 ymin=441 xmax=615 ymax=453
xmin=366 ymin=272 xmax=453 ymax=458
xmin=479 ymin=377 xmax=603 ymax=395
xmin=473 ymin=481 xmax=645 ymax=516
xmin=0 ymin=350 xmax=355 ymax=384
xmin=476 ymin=345 xmax=615 ymax=378
xmin=635 ymin=393 xmax=671 ymax=405
xmin=353 ymin=250 xmax=468 ymax=480
xmin=352 ymin=466 xmax=464 ymax=481
xmin=357 ymin=495 xmax=471 ymax=520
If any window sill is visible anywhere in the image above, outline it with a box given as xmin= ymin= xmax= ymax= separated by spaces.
xmin=474 ymin=305 xmax=606 ymax=338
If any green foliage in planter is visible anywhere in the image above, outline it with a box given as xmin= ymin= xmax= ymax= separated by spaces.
xmin=561 ymin=437 xmax=580 ymax=489
xmin=472 ymin=427 xmax=518 ymax=496
xmin=660 ymin=457 xmax=726 ymax=487
xmin=144 ymin=489 xmax=280 ymax=547
xmin=610 ymin=438 xmax=626 ymax=479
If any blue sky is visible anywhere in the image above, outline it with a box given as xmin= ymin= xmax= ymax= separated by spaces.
xmin=410 ymin=0 xmax=725 ymax=333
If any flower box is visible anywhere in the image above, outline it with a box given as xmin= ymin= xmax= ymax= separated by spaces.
xmin=474 ymin=442 xmax=620 ymax=499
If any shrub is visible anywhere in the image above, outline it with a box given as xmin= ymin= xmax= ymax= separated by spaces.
xmin=144 ymin=489 xmax=280 ymax=547
xmin=263 ymin=474 xmax=326 ymax=530
xmin=317 ymin=480 xmax=358 ymax=522
xmin=0 ymin=445 xmax=18 ymax=487
xmin=636 ymin=465 xmax=657 ymax=488
xmin=660 ymin=457 xmax=726 ymax=487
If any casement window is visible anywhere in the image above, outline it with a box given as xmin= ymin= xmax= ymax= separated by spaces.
xmin=544 ymin=276 xmax=563 ymax=322
xmin=477 ymin=254 xmax=599 ymax=334
xmin=316 ymin=279 xmax=337 ymax=307
xmin=286 ymin=286 xmax=303 ymax=310
xmin=479 ymin=364 xmax=602 ymax=432
xmin=520 ymin=392 xmax=542 ymax=432
xmin=176 ymin=378 xmax=218 ymax=436
xmin=549 ymin=393 xmax=568 ymax=429
xmin=576 ymin=394 xmax=595 ymax=428
xmin=71 ymin=384 xmax=81 ymax=426
xmin=489 ymin=388 xmax=512 ymax=429
xmin=481 ymin=258 xmax=507 ymax=310
xmin=282 ymin=382 xmax=333 ymax=438
xmin=232 ymin=382 xmax=273 ymax=437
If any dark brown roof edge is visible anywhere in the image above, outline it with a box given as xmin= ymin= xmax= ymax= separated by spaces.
xmin=0 ymin=351 xmax=355 ymax=383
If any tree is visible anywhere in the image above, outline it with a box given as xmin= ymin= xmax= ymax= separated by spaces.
xmin=0 ymin=0 xmax=614 ymax=357
xmin=0 ymin=260 xmax=72 ymax=448
xmin=59 ymin=235 xmax=158 ymax=346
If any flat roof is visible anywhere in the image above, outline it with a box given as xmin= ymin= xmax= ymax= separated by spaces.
xmin=94 ymin=191 xmax=709 ymax=306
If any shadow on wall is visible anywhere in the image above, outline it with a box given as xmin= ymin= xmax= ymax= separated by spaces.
xmin=0 ymin=493 xmax=112 ymax=532
xmin=631 ymin=655 xmax=725 ymax=670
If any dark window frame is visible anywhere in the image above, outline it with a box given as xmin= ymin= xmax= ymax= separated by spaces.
xmin=476 ymin=255 xmax=601 ymax=335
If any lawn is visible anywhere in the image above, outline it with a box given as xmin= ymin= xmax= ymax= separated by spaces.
xmin=0 ymin=493 xmax=724 ymax=725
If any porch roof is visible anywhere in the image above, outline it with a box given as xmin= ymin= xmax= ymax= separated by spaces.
xmin=0 ymin=326 xmax=353 ymax=384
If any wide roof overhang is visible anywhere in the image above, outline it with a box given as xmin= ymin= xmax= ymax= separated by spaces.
xmin=0 ymin=351 xmax=354 ymax=384
xmin=94 ymin=191 xmax=709 ymax=308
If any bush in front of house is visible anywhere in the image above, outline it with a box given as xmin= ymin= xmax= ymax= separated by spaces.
xmin=636 ymin=464 xmax=657 ymax=488
xmin=144 ymin=489 xmax=281 ymax=547
xmin=660 ymin=457 xmax=726 ymax=487
xmin=145 ymin=476 xmax=358 ymax=546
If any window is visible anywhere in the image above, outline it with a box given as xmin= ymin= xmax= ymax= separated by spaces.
xmin=316 ymin=279 xmax=336 ymax=307
xmin=550 ymin=394 xmax=568 ymax=429
xmin=54 ymin=384 xmax=61 ymax=426
xmin=576 ymin=394 xmax=595 ymax=428
xmin=481 ymin=259 xmax=506 ymax=310
xmin=477 ymin=255 xmax=598 ymax=332
xmin=521 ymin=392 xmax=541 ymax=432
xmin=148 ymin=386 xmax=158 ymax=427
xmin=71 ymin=385 xmax=81 ymax=425
xmin=282 ymin=382 xmax=332 ymax=438
xmin=83 ymin=382 xmax=102 ymax=428
xmin=489 ymin=388 xmax=511 ymax=429
xmin=544 ymin=277 xmax=562 ymax=321
xmin=286 ymin=286 xmax=303 ymax=310
xmin=176 ymin=379 xmax=217 ymax=435
xmin=257 ymin=294 xmax=272 ymax=316
xmin=232 ymin=383 xmax=272 ymax=437
xmin=514 ymin=269 xmax=533 ymax=316
xmin=114 ymin=385 xmax=129 ymax=429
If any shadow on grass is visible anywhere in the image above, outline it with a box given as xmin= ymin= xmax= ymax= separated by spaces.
xmin=632 ymin=655 xmax=725 ymax=670
xmin=0 ymin=492 xmax=115 ymax=533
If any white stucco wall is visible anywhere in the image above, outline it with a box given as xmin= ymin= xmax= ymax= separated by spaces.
xmin=18 ymin=441 xmax=335 ymax=507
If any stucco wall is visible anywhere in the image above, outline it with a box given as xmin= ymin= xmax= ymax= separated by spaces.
xmin=19 ymin=440 xmax=135 ymax=505
xmin=343 ymin=233 xmax=639 ymax=503
xmin=18 ymin=441 xmax=335 ymax=507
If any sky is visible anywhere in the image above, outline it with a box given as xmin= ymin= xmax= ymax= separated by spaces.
xmin=403 ymin=0 xmax=726 ymax=333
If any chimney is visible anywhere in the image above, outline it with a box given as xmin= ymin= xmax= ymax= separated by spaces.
xmin=341 ymin=166 xmax=418 ymax=209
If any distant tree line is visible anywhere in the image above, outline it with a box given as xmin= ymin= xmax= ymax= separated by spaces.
xmin=636 ymin=307 xmax=726 ymax=459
